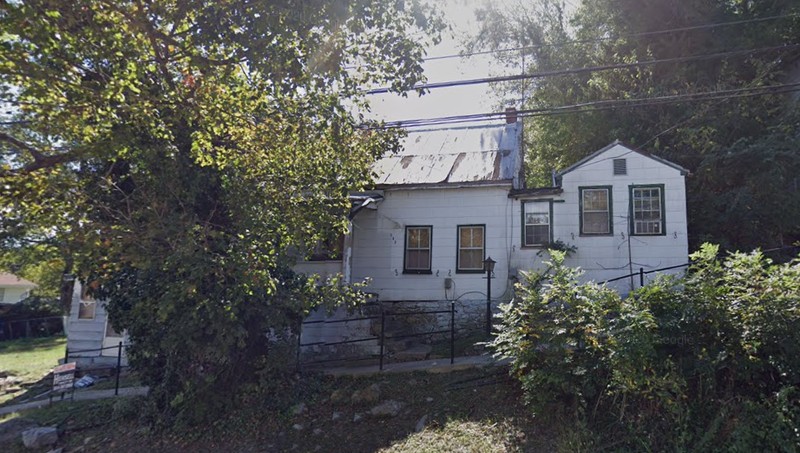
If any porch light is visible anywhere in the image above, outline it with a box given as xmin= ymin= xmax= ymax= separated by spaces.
xmin=483 ymin=256 xmax=496 ymax=336
xmin=483 ymin=257 xmax=496 ymax=274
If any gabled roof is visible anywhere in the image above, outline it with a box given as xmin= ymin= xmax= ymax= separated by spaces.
xmin=557 ymin=140 xmax=690 ymax=177
xmin=0 ymin=272 xmax=37 ymax=288
xmin=373 ymin=123 xmax=522 ymax=187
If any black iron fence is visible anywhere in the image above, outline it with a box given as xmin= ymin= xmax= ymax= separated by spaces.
xmin=600 ymin=263 xmax=691 ymax=287
xmin=297 ymin=299 xmax=490 ymax=371
xmin=0 ymin=316 xmax=64 ymax=341
xmin=64 ymin=342 xmax=128 ymax=396
xmin=295 ymin=262 xmax=703 ymax=370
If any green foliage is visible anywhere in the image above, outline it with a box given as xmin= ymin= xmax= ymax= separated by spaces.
xmin=493 ymin=244 xmax=800 ymax=450
xmin=472 ymin=0 xmax=800 ymax=250
xmin=0 ymin=243 xmax=64 ymax=300
xmin=492 ymin=251 xmax=620 ymax=416
xmin=0 ymin=0 xmax=443 ymax=424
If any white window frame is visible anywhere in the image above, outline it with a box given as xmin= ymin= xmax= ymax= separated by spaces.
xmin=523 ymin=201 xmax=552 ymax=247
xmin=580 ymin=186 xmax=613 ymax=235
xmin=630 ymin=185 xmax=666 ymax=236
xmin=457 ymin=225 xmax=485 ymax=273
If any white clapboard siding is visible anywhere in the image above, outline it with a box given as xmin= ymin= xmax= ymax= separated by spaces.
xmin=509 ymin=143 xmax=689 ymax=294
xmin=350 ymin=185 xmax=514 ymax=302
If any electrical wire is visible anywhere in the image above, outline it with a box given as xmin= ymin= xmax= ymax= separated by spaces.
xmin=364 ymin=43 xmax=800 ymax=94
xmin=344 ymin=13 xmax=798 ymax=69
xmin=366 ymin=82 xmax=800 ymax=129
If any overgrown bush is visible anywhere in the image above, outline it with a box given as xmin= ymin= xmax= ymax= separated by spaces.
xmin=492 ymin=244 xmax=800 ymax=450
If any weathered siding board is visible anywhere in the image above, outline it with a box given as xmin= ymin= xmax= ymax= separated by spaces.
xmin=350 ymin=185 xmax=514 ymax=302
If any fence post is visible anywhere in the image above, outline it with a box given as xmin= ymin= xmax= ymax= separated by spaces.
xmin=379 ymin=310 xmax=385 ymax=371
xmin=115 ymin=341 xmax=122 ymax=396
xmin=64 ymin=346 xmax=69 ymax=365
xmin=295 ymin=320 xmax=302 ymax=373
xmin=450 ymin=301 xmax=455 ymax=365
xmin=639 ymin=267 xmax=645 ymax=288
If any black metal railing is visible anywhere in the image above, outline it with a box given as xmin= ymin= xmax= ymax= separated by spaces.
xmin=64 ymin=341 xmax=129 ymax=396
xmin=601 ymin=262 xmax=691 ymax=286
xmin=297 ymin=300 xmax=490 ymax=371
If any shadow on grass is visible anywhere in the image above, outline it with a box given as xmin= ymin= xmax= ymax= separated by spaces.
xmin=143 ymin=367 xmax=558 ymax=453
xmin=0 ymin=335 xmax=66 ymax=354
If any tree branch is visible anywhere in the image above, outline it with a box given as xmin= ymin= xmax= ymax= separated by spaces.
xmin=0 ymin=132 xmax=78 ymax=172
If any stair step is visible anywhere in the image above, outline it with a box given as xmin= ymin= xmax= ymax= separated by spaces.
xmin=392 ymin=344 xmax=432 ymax=361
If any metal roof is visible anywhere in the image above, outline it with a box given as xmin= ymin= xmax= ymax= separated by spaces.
xmin=373 ymin=123 xmax=522 ymax=187
xmin=0 ymin=272 xmax=37 ymax=288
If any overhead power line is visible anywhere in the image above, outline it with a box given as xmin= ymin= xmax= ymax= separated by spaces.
xmin=364 ymin=43 xmax=800 ymax=95
xmin=369 ymin=82 xmax=800 ymax=129
xmin=421 ymin=13 xmax=798 ymax=63
xmin=344 ymin=13 xmax=797 ymax=70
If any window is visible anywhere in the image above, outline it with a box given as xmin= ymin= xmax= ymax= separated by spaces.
xmin=580 ymin=186 xmax=612 ymax=235
xmin=308 ymin=234 xmax=344 ymax=261
xmin=78 ymin=300 xmax=96 ymax=319
xmin=630 ymin=185 xmax=665 ymax=235
xmin=78 ymin=284 xmax=96 ymax=320
xmin=404 ymin=226 xmax=432 ymax=273
xmin=457 ymin=225 xmax=485 ymax=272
xmin=523 ymin=201 xmax=551 ymax=247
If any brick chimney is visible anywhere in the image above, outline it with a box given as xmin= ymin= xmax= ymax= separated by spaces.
xmin=505 ymin=107 xmax=518 ymax=124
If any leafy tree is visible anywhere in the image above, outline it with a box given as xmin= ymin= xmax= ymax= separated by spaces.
xmin=0 ymin=0 xmax=442 ymax=423
xmin=471 ymin=0 xmax=800 ymax=250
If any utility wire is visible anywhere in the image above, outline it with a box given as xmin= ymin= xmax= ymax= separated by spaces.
xmin=346 ymin=13 xmax=797 ymax=68
xmin=365 ymin=43 xmax=800 ymax=94
xmin=367 ymin=82 xmax=800 ymax=129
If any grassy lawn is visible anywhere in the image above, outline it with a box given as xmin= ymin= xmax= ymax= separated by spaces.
xmin=1 ymin=366 xmax=565 ymax=452
xmin=0 ymin=336 xmax=66 ymax=405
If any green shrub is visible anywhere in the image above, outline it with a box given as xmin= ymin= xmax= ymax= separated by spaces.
xmin=493 ymin=244 xmax=800 ymax=450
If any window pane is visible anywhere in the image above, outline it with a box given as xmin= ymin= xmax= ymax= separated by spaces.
xmin=632 ymin=187 xmax=663 ymax=235
xmin=458 ymin=226 xmax=485 ymax=270
xmin=526 ymin=213 xmax=549 ymax=225
xmin=583 ymin=190 xmax=608 ymax=210
xmin=406 ymin=250 xmax=430 ymax=269
xmin=532 ymin=225 xmax=549 ymax=244
xmin=459 ymin=249 xmax=483 ymax=270
xmin=405 ymin=227 xmax=431 ymax=271
xmin=78 ymin=301 xmax=96 ymax=320
xmin=583 ymin=212 xmax=609 ymax=234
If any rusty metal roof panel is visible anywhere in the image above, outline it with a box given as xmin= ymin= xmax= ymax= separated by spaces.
xmin=374 ymin=123 xmax=521 ymax=186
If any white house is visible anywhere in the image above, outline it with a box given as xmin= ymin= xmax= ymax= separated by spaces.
xmin=66 ymin=115 xmax=690 ymax=365
xmin=0 ymin=272 xmax=37 ymax=304
xmin=65 ymin=281 xmax=126 ymax=366
xmin=302 ymin=126 xmax=688 ymax=305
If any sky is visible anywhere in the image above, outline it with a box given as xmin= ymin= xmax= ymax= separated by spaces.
xmin=365 ymin=0 xmax=504 ymax=124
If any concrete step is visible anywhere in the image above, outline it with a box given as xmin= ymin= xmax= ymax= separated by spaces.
xmin=392 ymin=344 xmax=432 ymax=361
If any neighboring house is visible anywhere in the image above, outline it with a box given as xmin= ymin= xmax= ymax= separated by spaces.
xmin=0 ymin=272 xmax=37 ymax=304
xmin=65 ymin=280 xmax=126 ymax=366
